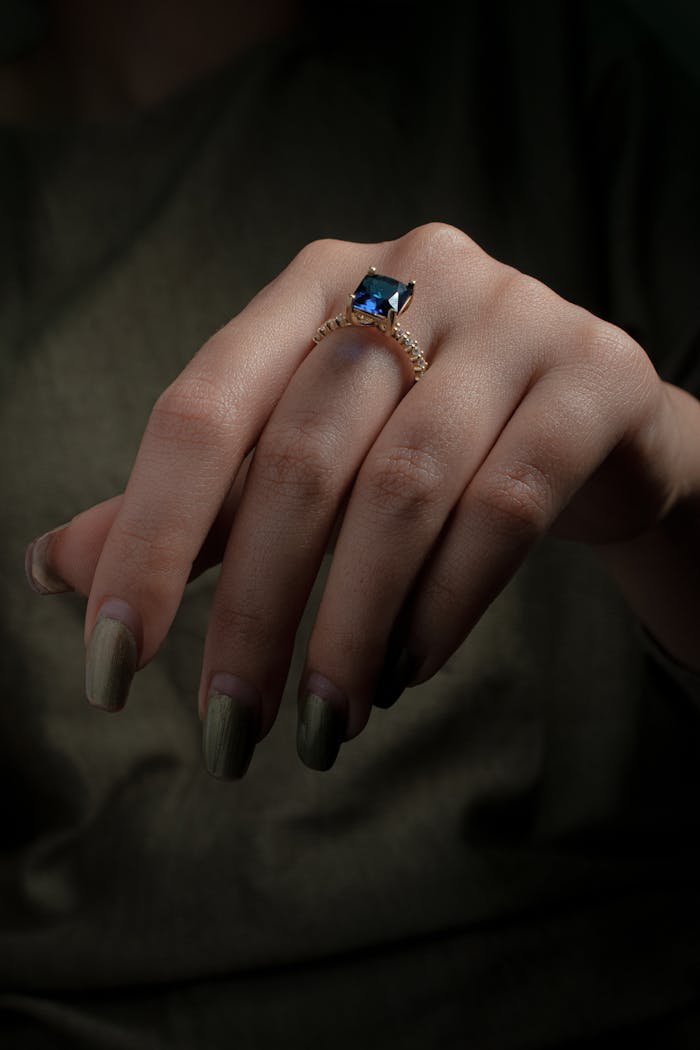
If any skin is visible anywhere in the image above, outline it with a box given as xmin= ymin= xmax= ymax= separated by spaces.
xmin=16 ymin=6 xmax=700 ymax=770
xmin=31 ymin=224 xmax=700 ymax=729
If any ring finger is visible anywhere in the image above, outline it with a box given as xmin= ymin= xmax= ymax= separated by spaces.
xmin=198 ymin=310 xmax=417 ymax=778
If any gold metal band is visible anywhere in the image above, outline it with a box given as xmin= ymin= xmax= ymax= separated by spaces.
xmin=313 ymin=314 xmax=428 ymax=382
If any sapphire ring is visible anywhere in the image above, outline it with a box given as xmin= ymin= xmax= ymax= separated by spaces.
xmin=312 ymin=268 xmax=429 ymax=382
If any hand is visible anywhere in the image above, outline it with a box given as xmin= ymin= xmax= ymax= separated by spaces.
xmin=25 ymin=223 xmax=685 ymax=776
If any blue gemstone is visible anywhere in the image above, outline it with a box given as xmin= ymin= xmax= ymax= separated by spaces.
xmin=352 ymin=274 xmax=412 ymax=318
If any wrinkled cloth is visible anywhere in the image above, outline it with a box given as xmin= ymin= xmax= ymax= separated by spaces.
xmin=1 ymin=3 xmax=700 ymax=1047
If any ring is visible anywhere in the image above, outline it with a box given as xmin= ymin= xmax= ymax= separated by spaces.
xmin=312 ymin=267 xmax=429 ymax=382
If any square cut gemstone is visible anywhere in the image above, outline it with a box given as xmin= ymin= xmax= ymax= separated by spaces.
xmin=352 ymin=274 xmax=412 ymax=318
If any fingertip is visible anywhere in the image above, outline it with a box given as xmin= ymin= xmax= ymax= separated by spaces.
xmin=297 ymin=672 xmax=348 ymax=770
xmin=24 ymin=525 xmax=74 ymax=595
xmin=373 ymin=643 xmax=420 ymax=709
xmin=202 ymin=675 xmax=261 ymax=779
xmin=85 ymin=599 xmax=140 ymax=711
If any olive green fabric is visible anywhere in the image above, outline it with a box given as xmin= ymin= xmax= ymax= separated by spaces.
xmin=2 ymin=3 xmax=700 ymax=1046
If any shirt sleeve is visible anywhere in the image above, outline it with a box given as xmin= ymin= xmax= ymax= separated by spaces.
xmin=582 ymin=0 xmax=700 ymax=396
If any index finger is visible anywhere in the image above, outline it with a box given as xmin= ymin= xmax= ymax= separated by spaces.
xmin=83 ymin=238 xmax=361 ymax=709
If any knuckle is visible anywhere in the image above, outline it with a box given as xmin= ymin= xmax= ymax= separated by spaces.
xmin=292 ymin=237 xmax=346 ymax=273
xmin=150 ymin=379 xmax=235 ymax=450
xmin=585 ymin=320 xmax=652 ymax=376
xmin=489 ymin=268 xmax=556 ymax=330
xmin=212 ymin=599 xmax=270 ymax=652
xmin=578 ymin=320 xmax=659 ymax=418
xmin=287 ymin=238 xmax=356 ymax=315
xmin=580 ymin=318 xmax=635 ymax=367
xmin=255 ymin=416 xmax=338 ymax=506
xmin=421 ymin=570 xmax=463 ymax=619
xmin=404 ymin=221 xmax=472 ymax=256
xmin=400 ymin=222 xmax=481 ymax=280
xmin=471 ymin=461 xmax=551 ymax=538
xmin=503 ymin=270 xmax=553 ymax=312
xmin=363 ymin=442 xmax=444 ymax=522
xmin=110 ymin=515 xmax=184 ymax=581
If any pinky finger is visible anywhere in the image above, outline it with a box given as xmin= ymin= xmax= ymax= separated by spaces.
xmin=375 ymin=375 xmax=621 ymax=706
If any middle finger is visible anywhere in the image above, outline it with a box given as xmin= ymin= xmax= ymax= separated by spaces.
xmin=198 ymin=308 xmax=416 ymax=777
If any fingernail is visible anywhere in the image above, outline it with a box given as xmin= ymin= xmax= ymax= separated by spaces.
xmin=373 ymin=645 xmax=418 ymax=709
xmin=85 ymin=598 xmax=140 ymax=712
xmin=24 ymin=523 xmax=73 ymax=595
xmin=203 ymin=673 xmax=261 ymax=779
xmin=297 ymin=672 xmax=347 ymax=771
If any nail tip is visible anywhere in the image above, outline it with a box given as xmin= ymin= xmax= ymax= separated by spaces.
xmin=373 ymin=646 xmax=418 ymax=708
xmin=296 ymin=727 xmax=335 ymax=772
xmin=86 ymin=695 xmax=125 ymax=713
xmin=24 ymin=530 xmax=74 ymax=596
xmin=298 ymin=751 xmax=336 ymax=773
xmin=205 ymin=762 xmax=249 ymax=781
xmin=202 ymin=690 xmax=258 ymax=781
xmin=24 ymin=540 xmax=72 ymax=596
xmin=85 ymin=616 xmax=138 ymax=713
xmin=204 ymin=762 xmax=234 ymax=780
xmin=23 ymin=541 xmax=38 ymax=591
xmin=297 ymin=691 xmax=343 ymax=771
xmin=373 ymin=689 xmax=403 ymax=710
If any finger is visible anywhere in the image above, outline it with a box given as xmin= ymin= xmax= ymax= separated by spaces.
xmin=25 ymin=496 xmax=120 ymax=598
xmin=295 ymin=318 xmax=538 ymax=761
xmin=198 ymin=318 xmax=412 ymax=776
xmin=82 ymin=239 xmax=360 ymax=711
xmin=382 ymin=361 xmax=634 ymax=700
xmin=25 ymin=452 xmax=256 ymax=598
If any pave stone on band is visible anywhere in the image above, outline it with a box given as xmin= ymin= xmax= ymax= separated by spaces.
xmin=313 ymin=268 xmax=429 ymax=382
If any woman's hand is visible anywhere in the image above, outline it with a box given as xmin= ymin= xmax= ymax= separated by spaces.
xmin=25 ymin=223 xmax=691 ymax=776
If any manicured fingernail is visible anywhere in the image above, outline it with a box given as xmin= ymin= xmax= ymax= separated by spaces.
xmin=24 ymin=523 xmax=73 ymax=595
xmin=85 ymin=599 xmax=140 ymax=712
xmin=297 ymin=672 xmax=347 ymax=771
xmin=373 ymin=645 xmax=418 ymax=709
xmin=203 ymin=673 xmax=261 ymax=779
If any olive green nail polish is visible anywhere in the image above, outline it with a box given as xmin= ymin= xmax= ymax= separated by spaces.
xmin=373 ymin=646 xmax=418 ymax=709
xmin=85 ymin=601 xmax=139 ymax=712
xmin=203 ymin=677 xmax=260 ymax=780
xmin=297 ymin=673 xmax=347 ymax=771
xmin=24 ymin=523 xmax=73 ymax=595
